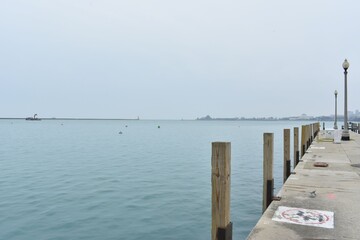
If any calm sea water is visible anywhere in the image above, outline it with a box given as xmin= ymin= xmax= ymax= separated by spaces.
xmin=0 ymin=119 xmax=326 ymax=240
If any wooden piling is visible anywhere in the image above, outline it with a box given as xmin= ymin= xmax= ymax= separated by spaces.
xmin=301 ymin=125 xmax=306 ymax=157
xmin=283 ymin=129 xmax=291 ymax=183
xmin=314 ymin=122 xmax=319 ymax=137
xmin=212 ymin=142 xmax=232 ymax=240
xmin=263 ymin=133 xmax=274 ymax=213
xmin=294 ymin=127 xmax=299 ymax=167
xmin=306 ymin=125 xmax=310 ymax=149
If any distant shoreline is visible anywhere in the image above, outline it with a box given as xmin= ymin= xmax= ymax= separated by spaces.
xmin=196 ymin=115 xmax=360 ymax=122
xmin=0 ymin=117 xmax=358 ymax=121
xmin=0 ymin=118 xmax=140 ymax=121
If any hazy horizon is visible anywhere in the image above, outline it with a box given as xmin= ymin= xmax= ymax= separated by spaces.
xmin=0 ymin=112 xmax=356 ymax=120
xmin=1 ymin=1 xmax=359 ymax=119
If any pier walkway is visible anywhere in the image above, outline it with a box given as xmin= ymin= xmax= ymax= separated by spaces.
xmin=247 ymin=131 xmax=360 ymax=240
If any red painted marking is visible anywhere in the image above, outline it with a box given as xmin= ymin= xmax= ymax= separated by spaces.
xmin=327 ymin=193 xmax=336 ymax=200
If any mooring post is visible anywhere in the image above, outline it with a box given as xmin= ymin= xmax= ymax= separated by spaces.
xmin=212 ymin=142 xmax=232 ymax=240
xmin=263 ymin=133 xmax=274 ymax=213
xmin=310 ymin=124 xmax=313 ymax=143
xmin=311 ymin=123 xmax=315 ymax=142
xmin=305 ymin=125 xmax=309 ymax=149
xmin=306 ymin=125 xmax=310 ymax=149
xmin=301 ymin=125 xmax=306 ymax=157
xmin=283 ymin=129 xmax=291 ymax=183
xmin=294 ymin=127 xmax=299 ymax=167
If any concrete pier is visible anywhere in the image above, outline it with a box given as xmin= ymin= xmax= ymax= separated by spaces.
xmin=247 ymin=131 xmax=360 ymax=239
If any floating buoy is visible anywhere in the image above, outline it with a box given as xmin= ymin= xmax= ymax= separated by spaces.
xmin=158 ymin=126 xmax=160 ymax=128
xmin=119 ymin=131 xmax=123 ymax=134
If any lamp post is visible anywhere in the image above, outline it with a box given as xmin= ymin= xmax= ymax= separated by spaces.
xmin=341 ymin=59 xmax=350 ymax=140
xmin=334 ymin=90 xmax=338 ymax=129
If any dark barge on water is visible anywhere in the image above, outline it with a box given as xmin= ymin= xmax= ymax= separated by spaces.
xmin=26 ymin=114 xmax=41 ymax=121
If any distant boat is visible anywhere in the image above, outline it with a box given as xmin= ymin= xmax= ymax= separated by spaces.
xmin=26 ymin=114 xmax=41 ymax=121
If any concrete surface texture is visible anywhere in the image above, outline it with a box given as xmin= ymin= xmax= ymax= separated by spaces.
xmin=247 ymin=131 xmax=360 ymax=240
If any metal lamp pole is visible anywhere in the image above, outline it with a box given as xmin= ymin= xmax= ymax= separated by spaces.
xmin=334 ymin=90 xmax=338 ymax=129
xmin=341 ymin=59 xmax=350 ymax=141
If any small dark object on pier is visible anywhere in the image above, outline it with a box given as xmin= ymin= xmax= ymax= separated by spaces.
xmin=310 ymin=191 xmax=316 ymax=198
xmin=313 ymin=162 xmax=328 ymax=167
xmin=272 ymin=196 xmax=281 ymax=201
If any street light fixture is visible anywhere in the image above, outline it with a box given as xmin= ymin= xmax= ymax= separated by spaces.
xmin=341 ymin=59 xmax=350 ymax=140
xmin=334 ymin=90 xmax=338 ymax=129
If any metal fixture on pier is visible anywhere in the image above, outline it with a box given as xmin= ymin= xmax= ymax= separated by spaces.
xmin=341 ymin=59 xmax=350 ymax=141
xmin=334 ymin=90 xmax=338 ymax=129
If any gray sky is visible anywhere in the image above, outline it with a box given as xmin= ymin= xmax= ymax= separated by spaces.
xmin=1 ymin=0 xmax=359 ymax=119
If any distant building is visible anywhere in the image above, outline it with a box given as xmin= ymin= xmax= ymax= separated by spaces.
xmin=289 ymin=114 xmax=314 ymax=120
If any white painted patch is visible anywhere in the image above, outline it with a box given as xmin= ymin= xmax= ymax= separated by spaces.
xmin=272 ymin=206 xmax=334 ymax=229
xmin=310 ymin=146 xmax=326 ymax=150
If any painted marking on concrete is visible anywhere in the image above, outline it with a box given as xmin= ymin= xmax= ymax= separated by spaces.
xmin=310 ymin=146 xmax=326 ymax=150
xmin=326 ymin=193 xmax=336 ymax=200
xmin=272 ymin=206 xmax=334 ymax=229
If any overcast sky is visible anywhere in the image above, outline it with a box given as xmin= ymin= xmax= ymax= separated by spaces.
xmin=1 ymin=0 xmax=359 ymax=119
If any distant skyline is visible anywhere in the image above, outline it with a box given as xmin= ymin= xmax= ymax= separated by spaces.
xmin=1 ymin=1 xmax=360 ymax=119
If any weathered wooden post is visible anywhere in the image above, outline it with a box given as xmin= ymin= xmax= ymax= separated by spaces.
xmin=283 ymin=129 xmax=291 ymax=183
xmin=301 ymin=125 xmax=306 ymax=157
xmin=310 ymin=124 xmax=313 ymax=144
xmin=263 ymin=133 xmax=274 ymax=213
xmin=307 ymin=125 xmax=310 ymax=146
xmin=294 ymin=127 xmax=299 ymax=167
xmin=311 ymin=123 xmax=315 ymax=142
xmin=212 ymin=142 xmax=232 ymax=240
xmin=305 ymin=125 xmax=308 ymax=150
